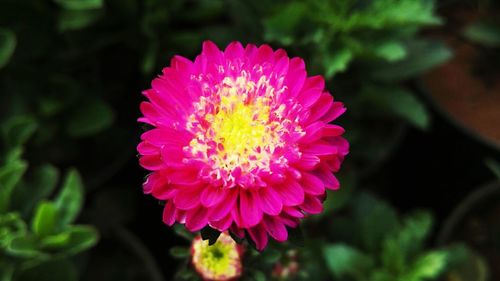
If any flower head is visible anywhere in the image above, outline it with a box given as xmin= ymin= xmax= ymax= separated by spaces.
xmin=138 ymin=41 xmax=348 ymax=250
xmin=191 ymin=232 xmax=243 ymax=281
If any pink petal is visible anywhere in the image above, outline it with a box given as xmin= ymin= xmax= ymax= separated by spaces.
xmin=301 ymin=195 xmax=323 ymax=214
xmin=263 ymin=216 xmax=288 ymax=242
xmin=162 ymin=200 xmax=176 ymax=226
xmin=283 ymin=206 xmax=304 ymax=218
xmin=137 ymin=141 xmax=158 ymax=156
xmin=200 ymin=186 xmax=225 ymax=207
xmin=322 ymin=124 xmax=345 ymax=137
xmin=286 ymin=57 xmax=306 ymax=97
xmin=138 ymin=102 xmax=163 ymax=126
xmin=151 ymin=77 xmax=191 ymax=112
xmin=139 ymin=155 xmax=165 ymax=170
xmin=202 ymin=40 xmax=223 ymax=65
xmin=167 ymin=167 xmax=200 ymax=185
xmin=248 ymin=224 xmax=269 ymax=251
xmin=273 ymin=55 xmax=289 ymax=78
xmin=224 ymin=41 xmax=245 ymax=61
xmin=170 ymin=55 xmax=194 ymax=78
xmin=239 ymin=190 xmax=263 ymax=228
xmin=209 ymin=188 xmax=238 ymax=221
xmin=274 ymin=179 xmax=304 ymax=206
xmin=299 ymin=121 xmax=325 ymax=144
xmin=314 ymin=165 xmax=340 ymax=190
xmin=292 ymin=154 xmax=320 ymax=170
xmin=140 ymin=127 xmax=191 ymax=146
xmin=185 ymin=207 xmax=209 ymax=231
xmin=301 ymin=173 xmax=325 ymax=195
xmin=209 ymin=213 xmax=233 ymax=231
xmin=152 ymin=184 xmax=178 ymax=200
xmin=321 ymin=101 xmax=346 ymax=123
xmin=160 ymin=146 xmax=185 ymax=167
xmin=259 ymin=187 xmax=283 ymax=215
xmin=231 ymin=206 xmax=244 ymax=228
xmin=173 ymin=188 xmax=201 ymax=210
xmin=254 ymin=44 xmax=274 ymax=64
xmin=142 ymin=89 xmax=179 ymax=121
xmin=283 ymin=207 xmax=304 ymax=218
xmin=143 ymin=172 xmax=161 ymax=194
xmin=297 ymin=76 xmax=323 ymax=108
xmin=302 ymin=141 xmax=339 ymax=156
xmin=280 ymin=215 xmax=300 ymax=227
xmin=307 ymin=92 xmax=333 ymax=123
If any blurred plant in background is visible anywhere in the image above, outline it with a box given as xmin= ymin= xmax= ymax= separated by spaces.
xmin=169 ymin=193 xmax=476 ymax=281
xmin=0 ymin=118 xmax=98 ymax=281
xmin=0 ymin=0 xmax=497 ymax=280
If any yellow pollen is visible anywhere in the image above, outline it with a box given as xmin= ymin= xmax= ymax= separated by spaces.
xmin=187 ymin=74 xmax=286 ymax=175
xmin=212 ymin=90 xmax=268 ymax=160
xmin=192 ymin=234 xmax=241 ymax=280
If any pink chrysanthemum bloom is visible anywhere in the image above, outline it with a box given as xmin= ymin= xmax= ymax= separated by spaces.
xmin=138 ymin=41 xmax=348 ymax=250
xmin=191 ymin=232 xmax=243 ymax=281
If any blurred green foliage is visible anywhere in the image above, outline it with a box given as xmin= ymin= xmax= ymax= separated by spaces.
xmin=0 ymin=118 xmax=98 ymax=281
xmin=169 ymin=193 xmax=476 ymax=281
xmin=0 ymin=0 xmax=481 ymax=280
xmin=323 ymin=193 xmax=448 ymax=281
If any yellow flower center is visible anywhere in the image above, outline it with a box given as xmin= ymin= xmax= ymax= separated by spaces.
xmin=187 ymin=74 xmax=287 ymax=176
xmin=192 ymin=234 xmax=241 ymax=280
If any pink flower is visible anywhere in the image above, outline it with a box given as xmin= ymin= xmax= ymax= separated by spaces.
xmin=138 ymin=41 xmax=348 ymax=250
xmin=191 ymin=232 xmax=243 ymax=281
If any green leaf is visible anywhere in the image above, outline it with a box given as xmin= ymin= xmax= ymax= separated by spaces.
xmin=353 ymin=193 xmax=399 ymax=252
xmin=58 ymin=9 xmax=102 ymax=31
xmin=6 ymin=235 xmax=47 ymax=258
xmin=263 ymin=2 xmax=307 ymax=45
xmin=251 ymin=270 xmax=266 ymax=281
xmin=66 ymin=97 xmax=115 ymax=138
xmin=324 ymin=48 xmax=353 ymax=79
xmin=372 ymin=40 xmax=452 ymax=81
xmin=54 ymin=0 xmax=103 ymax=10
xmin=447 ymin=247 xmax=489 ymax=281
xmin=62 ymin=225 xmax=98 ymax=255
xmin=381 ymin=211 xmax=433 ymax=274
xmin=31 ymin=201 xmax=58 ymax=237
xmin=1 ymin=115 xmax=38 ymax=148
xmin=463 ymin=21 xmax=500 ymax=47
xmin=374 ymin=41 xmax=407 ymax=62
xmin=0 ymin=261 xmax=14 ymax=281
xmin=173 ymin=224 xmax=194 ymax=240
xmin=169 ymin=246 xmax=189 ymax=259
xmin=361 ymin=85 xmax=430 ymax=129
xmin=17 ymin=258 xmax=77 ymax=281
xmin=0 ymin=156 xmax=28 ymax=213
xmin=369 ymin=270 xmax=395 ymax=281
xmin=0 ymin=212 xmax=27 ymax=248
xmin=39 ymin=231 xmax=71 ymax=249
xmin=0 ymin=28 xmax=16 ymax=69
xmin=200 ymin=226 xmax=221 ymax=245
xmin=175 ymin=268 xmax=197 ymax=280
xmin=404 ymin=251 xmax=448 ymax=281
xmin=323 ymin=244 xmax=374 ymax=280
xmin=261 ymin=248 xmax=281 ymax=264
xmin=54 ymin=169 xmax=84 ymax=227
xmin=324 ymin=0 xmax=441 ymax=32
xmin=11 ymin=164 xmax=59 ymax=217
